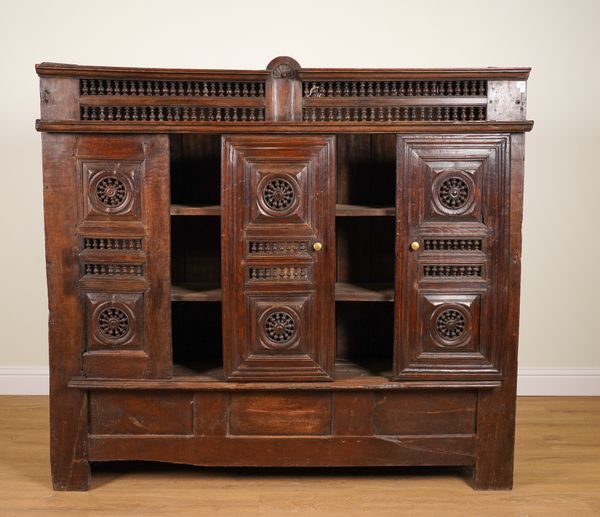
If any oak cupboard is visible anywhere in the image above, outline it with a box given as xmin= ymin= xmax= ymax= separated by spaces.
xmin=36 ymin=56 xmax=532 ymax=490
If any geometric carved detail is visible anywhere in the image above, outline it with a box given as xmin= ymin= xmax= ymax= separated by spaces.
xmin=431 ymin=170 xmax=476 ymax=217
xmin=83 ymin=237 xmax=143 ymax=251
xmin=98 ymin=306 xmax=130 ymax=340
xmin=428 ymin=301 xmax=473 ymax=349
xmin=438 ymin=177 xmax=470 ymax=209
xmin=83 ymin=263 xmax=143 ymax=277
xmin=263 ymin=310 xmax=297 ymax=347
xmin=248 ymin=240 xmax=309 ymax=255
xmin=435 ymin=308 xmax=467 ymax=341
xmin=95 ymin=176 xmax=127 ymax=208
xmin=248 ymin=266 xmax=309 ymax=281
xmin=254 ymin=168 xmax=305 ymax=223
xmin=82 ymin=161 xmax=141 ymax=221
xmin=85 ymin=292 xmax=143 ymax=351
xmin=423 ymin=239 xmax=482 ymax=251
xmin=262 ymin=177 xmax=296 ymax=211
xmin=423 ymin=265 xmax=482 ymax=278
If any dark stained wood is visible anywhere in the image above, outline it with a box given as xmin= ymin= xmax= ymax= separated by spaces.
xmin=87 ymin=434 xmax=477 ymax=466
xmin=372 ymin=391 xmax=477 ymax=435
xmin=333 ymin=392 xmax=373 ymax=436
xmin=38 ymin=56 xmax=530 ymax=491
xmin=335 ymin=282 xmax=394 ymax=302
xmin=265 ymin=56 xmax=302 ymax=122
xmin=171 ymin=283 xmax=222 ymax=301
xmin=395 ymin=135 xmax=508 ymax=380
xmin=335 ymin=204 xmax=395 ymax=217
xmin=222 ymin=135 xmax=336 ymax=381
xmin=170 ymin=204 xmax=221 ymax=216
xmin=230 ymin=393 xmax=331 ymax=435
xmin=74 ymin=135 xmax=172 ymax=379
xmin=304 ymin=96 xmax=488 ymax=107
xmin=36 ymin=61 xmax=530 ymax=80
xmin=36 ymin=120 xmax=534 ymax=134
xmin=471 ymin=133 xmax=526 ymax=490
xmin=90 ymin=392 xmax=193 ymax=435
xmin=194 ymin=393 xmax=229 ymax=435
xmin=42 ymin=134 xmax=91 ymax=490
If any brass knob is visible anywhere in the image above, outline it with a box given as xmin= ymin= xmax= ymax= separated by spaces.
xmin=313 ymin=242 xmax=322 ymax=252
xmin=410 ymin=241 xmax=420 ymax=251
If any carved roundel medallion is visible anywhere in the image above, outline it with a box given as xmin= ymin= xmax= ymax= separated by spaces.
xmin=93 ymin=302 xmax=135 ymax=345
xmin=96 ymin=176 xmax=127 ymax=208
xmin=98 ymin=307 xmax=129 ymax=339
xmin=265 ymin=311 xmax=296 ymax=343
xmin=258 ymin=175 xmax=300 ymax=216
xmin=436 ymin=309 xmax=466 ymax=340
xmin=431 ymin=171 xmax=476 ymax=215
xmin=88 ymin=167 xmax=135 ymax=215
xmin=263 ymin=177 xmax=295 ymax=211
xmin=430 ymin=304 xmax=471 ymax=347
xmin=259 ymin=307 xmax=300 ymax=350
xmin=438 ymin=177 xmax=470 ymax=209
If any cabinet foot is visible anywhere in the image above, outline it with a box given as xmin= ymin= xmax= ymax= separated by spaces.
xmin=52 ymin=459 xmax=91 ymax=491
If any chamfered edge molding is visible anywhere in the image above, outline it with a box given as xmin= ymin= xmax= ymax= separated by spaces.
xmin=0 ymin=367 xmax=599 ymax=396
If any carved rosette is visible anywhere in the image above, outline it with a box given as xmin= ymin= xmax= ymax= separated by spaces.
xmin=83 ymin=161 xmax=141 ymax=221
xmin=257 ymin=174 xmax=300 ymax=216
xmin=259 ymin=307 xmax=300 ymax=350
xmin=430 ymin=304 xmax=471 ymax=347
xmin=431 ymin=170 xmax=476 ymax=216
xmin=92 ymin=301 xmax=135 ymax=346
xmin=95 ymin=176 xmax=127 ymax=208
xmin=263 ymin=177 xmax=295 ymax=210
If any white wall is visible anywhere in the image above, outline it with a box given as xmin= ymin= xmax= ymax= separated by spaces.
xmin=1 ymin=0 xmax=599 ymax=393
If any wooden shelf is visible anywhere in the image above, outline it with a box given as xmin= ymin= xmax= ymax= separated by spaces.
xmin=335 ymin=282 xmax=394 ymax=302
xmin=170 ymin=204 xmax=221 ymax=216
xmin=172 ymin=283 xmax=393 ymax=302
xmin=171 ymin=283 xmax=222 ymax=301
xmin=68 ymin=359 xmax=501 ymax=391
xmin=335 ymin=204 xmax=395 ymax=217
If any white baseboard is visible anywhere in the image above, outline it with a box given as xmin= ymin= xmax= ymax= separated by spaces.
xmin=0 ymin=368 xmax=50 ymax=395
xmin=517 ymin=368 xmax=600 ymax=396
xmin=0 ymin=367 xmax=599 ymax=396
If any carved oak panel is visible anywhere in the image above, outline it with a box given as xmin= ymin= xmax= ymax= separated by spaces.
xmin=80 ymin=161 xmax=142 ymax=222
xmin=84 ymin=292 xmax=144 ymax=352
xmin=395 ymin=135 xmax=509 ymax=379
xmin=222 ymin=135 xmax=335 ymax=381
xmin=72 ymin=135 xmax=171 ymax=379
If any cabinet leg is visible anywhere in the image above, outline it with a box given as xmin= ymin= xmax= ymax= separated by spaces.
xmin=51 ymin=459 xmax=91 ymax=491
xmin=471 ymin=387 xmax=517 ymax=490
xmin=50 ymin=388 xmax=91 ymax=491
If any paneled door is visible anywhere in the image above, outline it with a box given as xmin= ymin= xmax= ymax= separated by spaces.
xmin=222 ymin=135 xmax=335 ymax=381
xmin=395 ymin=135 xmax=509 ymax=380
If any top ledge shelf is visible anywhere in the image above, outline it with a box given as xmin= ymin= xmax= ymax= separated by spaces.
xmin=36 ymin=61 xmax=531 ymax=81
xmin=36 ymin=120 xmax=534 ymax=134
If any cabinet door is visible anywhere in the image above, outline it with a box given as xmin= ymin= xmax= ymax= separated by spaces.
xmin=222 ymin=135 xmax=335 ymax=381
xmin=44 ymin=134 xmax=171 ymax=378
xmin=395 ymin=135 xmax=509 ymax=380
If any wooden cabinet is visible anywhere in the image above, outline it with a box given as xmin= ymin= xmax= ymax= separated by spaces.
xmin=37 ymin=56 xmax=533 ymax=491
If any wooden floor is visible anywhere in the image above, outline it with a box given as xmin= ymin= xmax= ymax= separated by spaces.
xmin=1 ymin=397 xmax=599 ymax=516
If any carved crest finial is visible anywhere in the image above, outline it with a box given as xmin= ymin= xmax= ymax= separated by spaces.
xmin=266 ymin=56 xmax=301 ymax=80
